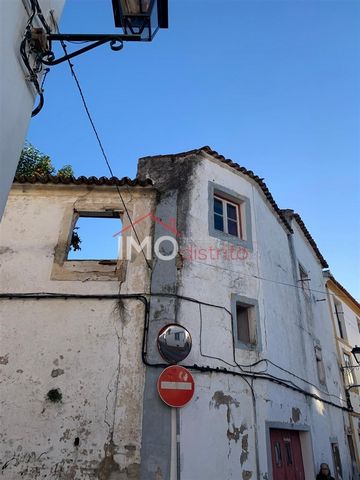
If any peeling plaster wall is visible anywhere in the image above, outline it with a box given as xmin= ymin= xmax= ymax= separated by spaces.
xmin=139 ymin=153 xmax=351 ymax=480
xmin=0 ymin=158 xmax=354 ymax=479
xmin=0 ymin=184 xmax=156 ymax=479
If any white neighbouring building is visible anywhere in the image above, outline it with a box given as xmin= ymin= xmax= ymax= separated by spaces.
xmin=0 ymin=147 xmax=358 ymax=480
xmin=0 ymin=0 xmax=65 ymax=218
xmin=324 ymin=272 xmax=360 ymax=478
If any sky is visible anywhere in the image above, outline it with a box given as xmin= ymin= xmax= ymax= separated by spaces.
xmin=27 ymin=0 xmax=360 ymax=298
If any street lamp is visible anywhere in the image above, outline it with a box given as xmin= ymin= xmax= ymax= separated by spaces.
xmin=112 ymin=0 xmax=168 ymax=41
xmin=22 ymin=0 xmax=169 ymax=116
xmin=27 ymin=0 xmax=168 ymax=68
xmin=352 ymin=346 xmax=360 ymax=364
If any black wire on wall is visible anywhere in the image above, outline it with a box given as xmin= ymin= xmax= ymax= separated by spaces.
xmin=1 ymin=291 xmax=356 ymax=414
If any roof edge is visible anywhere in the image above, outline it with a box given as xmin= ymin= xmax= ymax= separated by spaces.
xmin=13 ymin=174 xmax=153 ymax=187
xmin=324 ymin=272 xmax=360 ymax=311
xmin=289 ymin=212 xmax=329 ymax=268
xmin=139 ymin=146 xmax=293 ymax=234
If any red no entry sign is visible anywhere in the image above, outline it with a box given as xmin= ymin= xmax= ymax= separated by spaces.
xmin=157 ymin=365 xmax=195 ymax=408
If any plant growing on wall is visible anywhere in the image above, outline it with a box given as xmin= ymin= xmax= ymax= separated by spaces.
xmin=17 ymin=142 xmax=81 ymax=250
xmin=70 ymin=227 xmax=81 ymax=252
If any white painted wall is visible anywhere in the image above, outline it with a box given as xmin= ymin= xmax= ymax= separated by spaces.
xmin=0 ymin=156 xmax=356 ymax=479
xmin=174 ymin=154 xmax=352 ymax=480
xmin=0 ymin=183 xmax=155 ymax=478
xmin=0 ymin=0 xmax=65 ymax=219
xmin=325 ymin=279 xmax=360 ymax=476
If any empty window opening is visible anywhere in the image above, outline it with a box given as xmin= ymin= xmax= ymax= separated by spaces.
xmin=343 ymin=352 xmax=355 ymax=386
xmin=315 ymin=345 xmax=326 ymax=385
xmin=334 ymin=299 xmax=345 ymax=339
xmin=68 ymin=213 xmax=122 ymax=260
xmin=213 ymin=195 xmax=243 ymax=238
xmin=236 ymin=303 xmax=257 ymax=345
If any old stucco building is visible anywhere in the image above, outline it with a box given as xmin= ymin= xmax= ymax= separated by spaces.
xmin=0 ymin=147 xmax=359 ymax=479
xmin=324 ymin=272 xmax=360 ymax=477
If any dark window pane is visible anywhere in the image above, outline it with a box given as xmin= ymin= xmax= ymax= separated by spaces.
xmin=214 ymin=197 xmax=223 ymax=214
xmin=228 ymin=219 xmax=238 ymax=236
xmin=274 ymin=442 xmax=282 ymax=466
xmin=227 ymin=203 xmax=237 ymax=220
xmin=331 ymin=443 xmax=343 ymax=477
xmin=237 ymin=305 xmax=250 ymax=343
xmin=285 ymin=442 xmax=292 ymax=465
xmin=214 ymin=213 xmax=224 ymax=232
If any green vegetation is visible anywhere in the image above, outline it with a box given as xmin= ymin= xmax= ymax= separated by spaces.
xmin=16 ymin=142 xmax=74 ymax=178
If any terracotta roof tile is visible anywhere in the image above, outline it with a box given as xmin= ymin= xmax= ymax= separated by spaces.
xmin=14 ymin=174 xmax=153 ymax=187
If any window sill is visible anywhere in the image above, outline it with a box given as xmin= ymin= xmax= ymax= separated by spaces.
xmin=235 ymin=342 xmax=259 ymax=351
xmin=51 ymin=259 xmax=127 ymax=281
xmin=211 ymin=228 xmax=253 ymax=251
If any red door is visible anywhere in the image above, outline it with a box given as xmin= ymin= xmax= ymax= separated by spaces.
xmin=270 ymin=429 xmax=305 ymax=480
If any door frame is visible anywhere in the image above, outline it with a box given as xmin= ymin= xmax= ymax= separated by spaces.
xmin=266 ymin=422 xmax=315 ymax=480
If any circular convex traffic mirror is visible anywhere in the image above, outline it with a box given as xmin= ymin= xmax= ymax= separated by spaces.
xmin=157 ymin=324 xmax=192 ymax=363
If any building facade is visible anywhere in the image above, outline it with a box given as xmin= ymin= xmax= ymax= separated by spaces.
xmin=324 ymin=273 xmax=360 ymax=478
xmin=0 ymin=147 xmax=358 ymax=479
xmin=0 ymin=175 xmax=155 ymax=479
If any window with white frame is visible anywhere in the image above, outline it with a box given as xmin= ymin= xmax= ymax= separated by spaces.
xmin=213 ymin=195 xmax=242 ymax=238
xmin=208 ymin=182 xmax=253 ymax=250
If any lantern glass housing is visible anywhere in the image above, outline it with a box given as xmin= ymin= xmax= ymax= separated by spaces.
xmin=352 ymin=346 xmax=360 ymax=364
xmin=112 ymin=0 xmax=168 ymax=41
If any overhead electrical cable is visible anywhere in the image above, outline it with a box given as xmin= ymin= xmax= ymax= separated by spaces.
xmin=49 ymin=11 xmax=152 ymax=270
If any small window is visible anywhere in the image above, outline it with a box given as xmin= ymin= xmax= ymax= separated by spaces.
xmin=357 ymin=317 xmax=360 ymax=334
xmin=298 ymin=263 xmax=310 ymax=296
xmin=315 ymin=345 xmax=326 ymax=385
xmin=274 ymin=442 xmax=282 ymax=466
xmin=68 ymin=212 xmax=122 ymax=260
xmin=334 ymin=299 xmax=345 ymax=339
xmin=236 ymin=304 xmax=255 ymax=344
xmin=331 ymin=443 xmax=343 ymax=479
xmin=213 ymin=195 xmax=242 ymax=238
xmin=208 ymin=182 xmax=253 ymax=251
xmin=284 ymin=440 xmax=293 ymax=465
xmin=232 ymin=295 xmax=260 ymax=349
xmin=343 ymin=353 xmax=355 ymax=386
